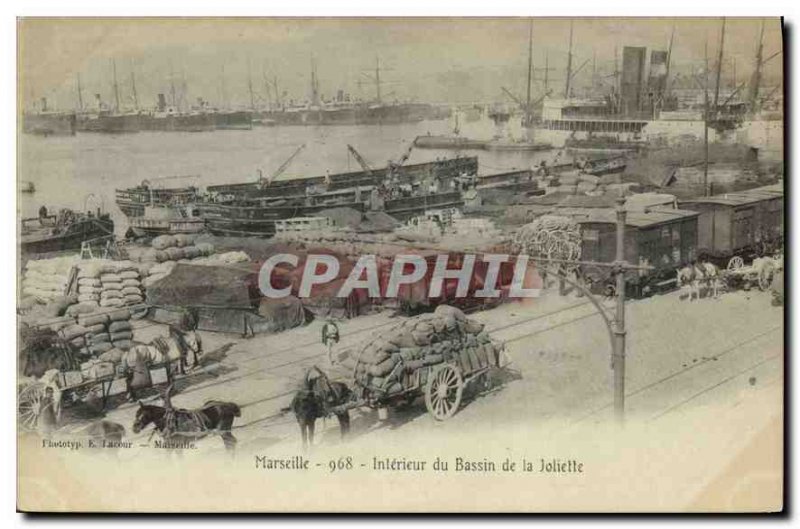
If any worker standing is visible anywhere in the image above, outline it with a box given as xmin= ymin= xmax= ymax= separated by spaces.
xmin=321 ymin=319 xmax=340 ymax=365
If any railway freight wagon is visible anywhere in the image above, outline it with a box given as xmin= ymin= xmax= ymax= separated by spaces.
xmin=678 ymin=184 xmax=784 ymax=267
xmin=571 ymin=207 xmax=700 ymax=297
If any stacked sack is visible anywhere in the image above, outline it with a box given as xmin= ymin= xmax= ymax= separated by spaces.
xmin=21 ymin=256 xmax=80 ymax=302
xmin=340 ymin=305 xmax=504 ymax=396
xmin=75 ymin=259 xmax=145 ymax=308
xmin=58 ymin=307 xmax=134 ymax=358
xmin=106 ymin=308 xmax=134 ymax=352
xmin=142 ymin=261 xmax=177 ymax=288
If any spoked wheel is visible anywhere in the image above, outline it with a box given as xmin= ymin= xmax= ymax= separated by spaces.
xmin=18 ymin=382 xmax=48 ymax=432
xmin=424 ymin=364 xmax=464 ymax=421
xmin=727 ymin=256 xmax=744 ymax=272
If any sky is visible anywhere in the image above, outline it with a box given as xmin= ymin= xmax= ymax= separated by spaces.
xmin=18 ymin=17 xmax=783 ymax=110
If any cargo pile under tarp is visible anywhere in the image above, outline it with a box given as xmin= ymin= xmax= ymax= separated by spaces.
xmin=145 ymin=263 xmax=307 ymax=335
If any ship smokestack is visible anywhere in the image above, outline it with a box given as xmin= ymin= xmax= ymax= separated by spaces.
xmin=157 ymin=93 xmax=167 ymax=112
xmin=40 ymin=97 xmax=47 ymax=112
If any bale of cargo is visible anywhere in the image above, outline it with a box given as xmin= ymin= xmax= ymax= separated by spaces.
xmin=108 ymin=308 xmax=132 ymax=322
xmin=165 ymin=247 xmax=185 ymax=261
xmin=60 ymin=324 xmax=89 ymax=341
xmin=100 ymin=298 xmax=125 ymax=308
xmin=196 ymin=242 xmax=215 ymax=256
xmin=109 ymin=330 xmax=133 ymax=342
xmin=98 ymin=348 xmax=124 ymax=363
xmin=121 ymin=278 xmax=141 ymax=288
xmin=112 ymin=339 xmax=133 ymax=351
xmin=89 ymin=342 xmax=114 ymax=355
xmin=88 ymin=332 xmax=111 ymax=344
xmin=173 ymin=233 xmax=196 ymax=247
xmin=124 ymin=294 xmax=144 ymax=304
xmin=101 ymin=290 xmax=123 ymax=300
xmin=108 ymin=320 xmax=132 ymax=333
xmin=84 ymin=323 xmax=106 ymax=335
xmin=152 ymin=235 xmax=177 ymax=250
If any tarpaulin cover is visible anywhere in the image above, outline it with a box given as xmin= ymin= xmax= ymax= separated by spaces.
xmin=257 ymin=296 xmax=308 ymax=332
xmin=146 ymin=263 xmax=256 ymax=309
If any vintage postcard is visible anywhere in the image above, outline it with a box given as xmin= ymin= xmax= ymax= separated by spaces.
xmin=16 ymin=17 xmax=784 ymax=512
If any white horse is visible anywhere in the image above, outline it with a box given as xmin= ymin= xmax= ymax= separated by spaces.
xmin=697 ymin=261 xmax=722 ymax=299
xmin=677 ymin=264 xmax=702 ymax=301
xmin=133 ymin=326 xmax=203 ymax=375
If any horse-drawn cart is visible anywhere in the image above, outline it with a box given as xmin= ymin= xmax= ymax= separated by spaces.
xmin=17 ymin=361 xmax=174 ymax=432
xmin=724 ymin=254 xmax=783 ymax=291
xmin=336 ymin=305 xmax=509 ymax=421
xmin=17 ymin=325 xmax=201 ymax=433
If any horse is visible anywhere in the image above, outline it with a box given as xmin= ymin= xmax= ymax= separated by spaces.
xmin=133 ymin=326 xmax=203 ymax=376
xmin=132 ymin=393 xmax=241 ymax=452
xmin=696 ymin=261 xmax=722 ymax=299
xmin=677 ymin=264 xmax=702 ymax=301
xmin=288 ymin=367 xmax=352 ymax=450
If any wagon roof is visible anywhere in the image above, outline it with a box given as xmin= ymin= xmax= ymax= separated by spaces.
xmin=679 ymin=184 xmax=784 ymax=207
xmin=566 ymin=207 xmax=699 ymax=228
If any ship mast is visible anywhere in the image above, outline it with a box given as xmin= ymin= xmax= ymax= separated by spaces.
xmin=525 ymin=19 xmax=533 ymax=127
xmin=564 ymin=20 xmax=574 ymax=98
xmin=310 ymin=56 xmax=320 ymax=106
xmin=111 ymin=59 xmax=121 ymax=112
xmin=76 ymin=73 xmax=84 ymax=111
xmin=169 ymin=61 xmax=177 ymax=110
xmin=130 ymin=63 xmax=139 ymax=110
xmin=375 ymin=56 xmax=382 ymax=104
xmin=262 ymin=65 xmax=272 ymax=110
xmin=712 ymin=17 xmax=726 ymax=118
xmin=664 ymin=24 xmax=675 ymax=99
xmin=220 ymin=64 xmax=228 ymax=109
xmin=748 ymin=19 xmax=765 ymax=114
xmin=247 ymin=60 xmax=256 ymax=110
xmin=703 ymin=38 xmax=710 ymax=197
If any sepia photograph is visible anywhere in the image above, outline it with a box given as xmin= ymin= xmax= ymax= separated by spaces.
xmin=15 ymin=15 xmax=784 ymax=513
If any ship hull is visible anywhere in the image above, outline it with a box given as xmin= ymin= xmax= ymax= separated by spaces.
xmin=22 ymin=113 xmax=77 ymax=136
xmin=20 ymin=217 xmax=114 ymax=255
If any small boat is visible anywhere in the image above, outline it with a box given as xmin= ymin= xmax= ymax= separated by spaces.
xmin=482 ymin=139 xmax=553 ymax=152
xmin=126 ymin=204 xmax=206 ymax=238
xmin=20 ymin=209 xmax=114 ymax=255
xmin=413 ymin=135 xmax=487 ymax=150
xmin=20 ymin=181 xmax=36 ymax=193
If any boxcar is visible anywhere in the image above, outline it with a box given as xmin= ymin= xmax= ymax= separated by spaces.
xmin=570 ymin=207 xmax=700 ymax=296
xmin=678 ymin=183 xmax=784 ymax=265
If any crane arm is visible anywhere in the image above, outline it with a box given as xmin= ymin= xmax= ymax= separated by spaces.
xmin=346 ymin=144 xmax=374 ymax=177
xmin=501 ymin=87 xmax=525 ymax=109
xmin=262 ymin=144 xmax=306 ymax=186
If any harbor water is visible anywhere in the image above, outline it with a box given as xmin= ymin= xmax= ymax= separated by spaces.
xmin=18 ymin=117 xmax=557 ymax=236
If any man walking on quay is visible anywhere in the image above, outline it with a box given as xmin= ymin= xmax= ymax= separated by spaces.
xmin=321 ymin=319 xmax=340 ymax=366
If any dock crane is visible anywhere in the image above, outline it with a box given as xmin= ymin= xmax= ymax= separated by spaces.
xmin=346 ymin=144 xmax=374 ymax=178
xmin=260 ymin=144 xmax=306 ymax=187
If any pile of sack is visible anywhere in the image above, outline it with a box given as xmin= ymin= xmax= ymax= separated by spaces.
xmin=140 ymin=234 xmax=215 ymax=264
xmin=75 ymin=259 xmax=146 ymax=308
xmin=340 ymin=305 xmax=504 ymax=396
xmin=56 ymin=307 xmax=134 ymax=358
xmin=20 ymin=256 xmax=80 ymax=302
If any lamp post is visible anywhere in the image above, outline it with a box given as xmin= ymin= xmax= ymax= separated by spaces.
xmin=613 ymin=195 xmax=628 ymax=423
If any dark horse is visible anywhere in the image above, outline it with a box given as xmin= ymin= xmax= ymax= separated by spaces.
xmin=289 ymin=366 xmax=352 ymax=449
xmin=132 ymin=391 xmax=241 ymax=451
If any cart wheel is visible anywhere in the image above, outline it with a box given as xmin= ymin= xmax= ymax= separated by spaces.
xmin=758 ymin=262 xmax=775 ymax=291
xmin=424 ymin=364 xmax=464 ymax=421
xmin=18 ymin=382 xmax=49 ymax=432
xmin=727 ymin=256 xmax=744 ymax=272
